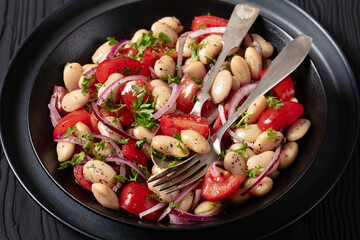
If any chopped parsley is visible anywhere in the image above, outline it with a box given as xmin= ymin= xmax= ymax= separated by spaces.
xmin=146 ymin=192 xmax=160 ymax=202
xmin=63 ymin=126 xmax=75 ymax=138
xmin=86 ymin=163 xmax=95 ymax=169
xmin=235 ymin=112 xmax=253 ymax=129
xmin=64 ymin=62 xmax=71 ymax=68
xmin=94 ymin=83 xmax=103 ymax=91
xmin=122 ymin=66 xmax=132 ymax=76
xmin=92 ymin=140 xmax=106 ymax=161
xmin=206 ymin=57 xmax=216 ymax=65
xmin=81 ymin=76 xmax=93 ymax=95
xmin=266 ymin=127 xmax=277 ymax=140
xmin=157 ymin=32 xmax=171 ymax=45
xmin=131 ymin=30 xmax=160 ymax=57
xmin=107 ymin=36 xmax=118 ymax=46
xmin=150 ymin=148 xmax=182 ymax=165
xmin=190 ymin=76 xmax=202 ymax=84
xmin=167 ymin=75 xmax=182 ymax=84
xmin=131 ymin=85 xmax=159 ymax=130
xmin=169 ymin=201 xmax=178 ymax=209
xmin=266 ymin=96 xmax=284 ymax=110
xmin=209 ymin=202 xmax=220 ymax=208
xmin=245 ymin=164 xmax=265 ymax=177
xmin=188 ymin=40 xmax=204 ymax=61
xmin=173 ymin=133 xmax=182 ymax=141
xmin=58 ymin=151 xmax=86 ymax=170
xmin=177 ymin=141 xmax=188 ymax=155
xmin=115 ymin=138 xmax=130 ymax=145
xmin=135 ymin=138 xmax=147 ymax=149
xmin=113 ymin=163 xmax=150 ymax=184
xmin=200 ymin=24 xmax=208 ymax=29
xmin=219 ymin=142 xmax=248 ymax=158
xmin=165 ymin=48 xmax=176 ymax=55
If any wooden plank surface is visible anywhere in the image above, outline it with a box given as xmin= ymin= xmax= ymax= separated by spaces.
xmin=0 ymin=0 xmax=359 ymax=239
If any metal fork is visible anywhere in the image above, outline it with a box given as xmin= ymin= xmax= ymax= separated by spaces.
xmin=147 ymin=34 xmax=312 ymax=194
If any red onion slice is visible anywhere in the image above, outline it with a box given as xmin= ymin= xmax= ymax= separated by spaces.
xmin=83 ymin=66 xmax=97 ymax=78
xmin=48 ymin=103 xmax=61 ymax=127
xmin=96 ymin=75 xmax=149 ymax=106
xmin=209 ymin=160 xmax=224 ymax=176
xmin=177 ymin=34 xmax=187 ymax=78
xmin=149 ymin=66 xmax=158 ymax=79
xmin=188 ymin=27 xmax=226 ymax=39
xmin=252 ymin=40 xmax=264 ymax=59
xmin=91 ymin=134 xmax=123 ymax=157
xmin=169 ymin=214 xmax=190 ymax=225
xmin=91 ymin=102 xmax=138 ymax=142
xmin=190 ymin=189 xmax=202 ymax=212
xmin=240 ymin=146 xmax=282 ymax=196
xmin=228 ymin=82 xmax=258 ymax=119
xmin=170 ymin=208 xmax=220 ymax=222
xmin=54 ymin=136 xmax=89 ymax=146
xmin=157 ymin=181 xmax=200 ymax=222
xmin=139 ymin=202 xmax=166 ymax=219
xmin=152 ymin=83 xmax=180 ymax=119
xmin=106 ymin=39 xmax=130 ymax=59
xmin=105 ymin=156 xmax=147 ymax=179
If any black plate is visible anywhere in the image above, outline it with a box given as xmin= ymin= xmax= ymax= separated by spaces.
xmin=0 ymin=0 xmax=358 ymax=239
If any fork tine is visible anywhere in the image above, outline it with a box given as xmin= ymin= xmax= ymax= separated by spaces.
xmin=158 ymin=162 xmax=207 ymax=191
xmin=162 ymin=166 xmax=209 ymax=194
xmin=147 ymin=167 xmax=177 ymax=183
xmin=151 ymin=159 xmax=201 ymax=187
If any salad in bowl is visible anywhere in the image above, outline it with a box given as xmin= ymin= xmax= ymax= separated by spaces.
xmin=48 ymin=12 xmax=310 ymax=224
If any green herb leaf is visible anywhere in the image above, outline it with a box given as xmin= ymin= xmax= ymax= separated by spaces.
xmin=135 ymin=138 xmax=147 ymax=149
xmin=169 ymin=201 xmax=178 ymax=209
xmin=266 ymin=127 xmax=277 ymax=140
xmin=235 ymin=112 xmax=253 ymax=129
xmin=173 ymin=133 xmax=181 ymax=141
xmin=158 ymin=32 xmax=171 ymax=45
xmin=167 ymin=75 xmax=182 ymax=84
xmin=266 ymin=96 xmax=284 ymax=110
xmin=115 ymin=138 xmax=130 ymax=145
xmin=63 ymin=126 xmax=76 ymax=138
xmin=107 ymin=36 xmax=118 ymax=46
xmin=146 ymin=192 xmax=160 ymax=202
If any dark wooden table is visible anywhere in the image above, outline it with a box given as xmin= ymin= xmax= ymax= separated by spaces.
xmin=1 ymin=0 xmax=359 ymax=239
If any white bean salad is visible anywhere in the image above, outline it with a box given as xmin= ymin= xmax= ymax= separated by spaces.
xmin=48 ymin=13 xmax=310 ymax=223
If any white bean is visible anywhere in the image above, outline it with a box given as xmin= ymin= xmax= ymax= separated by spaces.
xmin=56 ymin=141 xmax=75 ymax=162
xmin=133 ymin=126 xmax=156 ymax=144
xmin=177 ymin=192 xmax=194 ymax=212
xmin=151 ymin=21 xmax=178 ymax=48
xmin=246 ymin=151 xmax=278 ymax=175
xmin=194 ymin=200 xmax=222 ymax=216
xmin=279 ymin=141 xmax=299 ymax=169
xmin=152 ymin=85 xmax=174 ymax=112
xmin=78 ymin=64 xmax=97 ymax=89
xmin=245 ymin=96 xmax=267 ymax=124
xmin=91 ymin=183 xmax=120 ymax=210
xmin=158 ymin=16 xmax=183 ymax=33
xmin=92 ymin=41 xmax=112 ymax=64
xmin=154 ymin=55 xmax=176 ymax=79
xmin=97 ymin=116 xmax=123 ymax=141
xmin=97 ymin=73 xmax=123 ymax=105
xmin=98 ymin=142 xmax=118 ymax=157
xmin=151 ymin=135 xmax=190 ymax=157
xmin=183 ymin=61 xmax=206 ymax=80
xmin=83 ymin=160 xmax=117 ymax=188
xmin=150 ymin=79 xmax=168 ymax=88
xmin=234 ymin=124 xmax=262 ymax=143
xmin=251 ymin=33 xmax=274 ymax=58
xmin=246 ymin=176 xmax=273 ymax=197
xmin=198 ymin=34 xmax=223 ymax=65
xmin=224 ymin=188 xmax=251 ymax=206
xmin=176 ymin=32 xmax=198 ymax=58
xmin=286 ymin=118 xmax=311 ymax=141
xmin=263 ymin=58 xmax=272 ymax=69
xmin=74 ymin=122 xmax=92 ymax=138
xmin=245 ymin=47 xmax=262 ymax=80
xmin=181 ymin=130 xmax=210 ymax=154
xmin=230 ymin=55 xmax=252 ymax=85
xmin=253 ymin=130 xmax=283 ymax=154
xmin=61 ymin=89 xmax=90 ymax=112
xmin=147 ymin=181 xmax=179 ymax=203
xmin=224 ymin=151 xmax=246 ymax=179
xmin=130 ymin=29 xmax=149 ymax=45
xmin=229 ymin=143 xmax=256 ymax=161
xmin=210 ymin=70 xmax=232 ymax=104
xmin=63 ymin=62 xmax=83 ymax=91
xmin=232 ymin=75 xmax=241 ymax=90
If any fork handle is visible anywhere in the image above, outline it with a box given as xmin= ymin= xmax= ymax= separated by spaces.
xmin=190 ymin=4 xmax=260 ymax=116
xmin=213 ymin=34 xmax=313 ymax=154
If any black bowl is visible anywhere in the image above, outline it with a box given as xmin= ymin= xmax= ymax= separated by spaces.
xmin=1 ymin=0 xmax=358 ymax=239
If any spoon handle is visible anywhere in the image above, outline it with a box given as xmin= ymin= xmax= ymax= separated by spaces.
xmin=213 ymin=34 xmax=313 ymax=154
xmin=190 ymin=4 xmax=260 ymax=116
